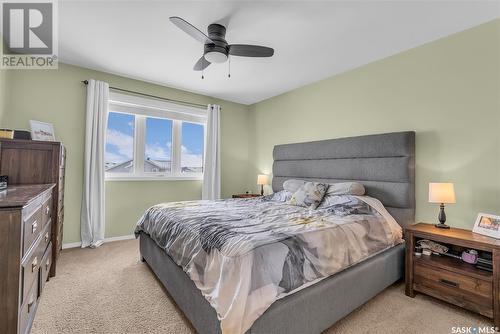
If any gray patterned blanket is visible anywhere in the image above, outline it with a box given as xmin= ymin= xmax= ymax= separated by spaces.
xmin=135 ymin=195 xmax=402 ymax=334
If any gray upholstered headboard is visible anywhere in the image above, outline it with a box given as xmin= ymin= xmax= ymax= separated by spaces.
xmin=272 ymin=131 xmax=415 ymax=228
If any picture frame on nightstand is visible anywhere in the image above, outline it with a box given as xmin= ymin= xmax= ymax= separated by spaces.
xmin=473 ymin=213 xmax=500 ymax=239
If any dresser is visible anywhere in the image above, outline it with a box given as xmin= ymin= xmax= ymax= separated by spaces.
xmin=0 ymin=139 xmax=65 ymax=277
xmin=0 ymin=184 xmax=55 ymax=334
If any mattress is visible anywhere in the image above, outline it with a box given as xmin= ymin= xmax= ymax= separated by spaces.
xmin=135 ymin=194 xmax=402 ymax=334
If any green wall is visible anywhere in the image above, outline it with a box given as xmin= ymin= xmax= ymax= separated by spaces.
xmin=1 ymin=63 xmax=250 ymax=243
xmin=2 ymin=19 xmax=498 ymax=244
xmin=248 ymin=19 xmax=500 ymax=230
xmin=0 ymin=68 xmax=7 ymax=122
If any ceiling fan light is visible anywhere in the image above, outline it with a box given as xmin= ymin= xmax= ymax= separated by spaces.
xmin=204 ymin=51 xmax=227 ymax=63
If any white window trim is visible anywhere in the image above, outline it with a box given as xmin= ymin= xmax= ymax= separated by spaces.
xmin=105 ymin=92 xmax=207 ymax=181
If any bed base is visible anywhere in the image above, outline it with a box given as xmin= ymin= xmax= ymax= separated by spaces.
xmin=139 ymin=232 xmax=404 ymax=334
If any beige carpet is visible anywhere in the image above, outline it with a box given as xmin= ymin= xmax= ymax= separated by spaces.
xmin=32 ymin=239 xmax=493 ymax=334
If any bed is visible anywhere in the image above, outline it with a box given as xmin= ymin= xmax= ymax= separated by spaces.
xmin=137 ymin=131 xmax=415 ymax=334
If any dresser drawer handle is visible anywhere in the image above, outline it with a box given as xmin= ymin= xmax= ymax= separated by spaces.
xmin=27 ymin=295 xmax=35 ymax=313
xmin=45 ymin=232 xmax=50 ymax=243
xmin=45 ymin=206 xmax=50 ymax=215
xmin=31 ymin=257 xmax=38 ymax=273
xmin=46 ymin=259 xmax=51 ymax=271
xmin=439 ymin=278 xmax=458 ymax=288
xmin=32 ymin=220 xmax=38 ymax=234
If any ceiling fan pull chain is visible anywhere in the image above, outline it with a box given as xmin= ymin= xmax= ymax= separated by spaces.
xmin=202 ymin=67 xmax=204 ymax=80
xmin=228 ymin=56 xmax=231 ymax=78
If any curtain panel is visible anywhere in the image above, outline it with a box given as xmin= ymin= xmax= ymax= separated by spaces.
xmin=202 ymin=104 xmax=221 ymax=200
xmin=81 ymin=79 xmax=109 ymax=248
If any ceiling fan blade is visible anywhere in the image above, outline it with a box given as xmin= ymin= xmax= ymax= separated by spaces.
xmin=228 ymin=44 xmax=274 ymax=57
xmin=193 ymin=56 xmax=211 ymax=71
xmin=169 ymin=16 xmax=213 ymax=44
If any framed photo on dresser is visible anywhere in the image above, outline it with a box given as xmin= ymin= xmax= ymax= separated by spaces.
xmin=30 ymin=120 xmax=55 ymax=141
xmin=473 ymin=212 xmax=500 ymax=239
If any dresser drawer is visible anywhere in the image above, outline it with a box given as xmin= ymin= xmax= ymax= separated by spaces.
xmin=41 ymin=196 xmax=53 ymax=229
xmin=19 ymin=277 xmax=39 ymax=334
xmin=23 ymin=206 xmax=42 ymax=256
xmin=38 ymin=221 xmax=51 ymax=258
xmin=39 ymin=242 xmax=52 ymax=295
xmin=21 ymin=243 xmax=41 ymax=305
xmin=413 ymin=262 xmax=493 ymax=317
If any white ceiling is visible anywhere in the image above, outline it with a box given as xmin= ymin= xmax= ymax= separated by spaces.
xmin=59 ymin=1 xmax=499 ymax=105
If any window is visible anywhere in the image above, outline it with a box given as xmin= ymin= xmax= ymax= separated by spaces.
xmin=105 ymin=112 xmax=135 ymax=173
xmin=105 ymin=92 xmax=206 ymax=180
xmin=181 ymin=122 xmax=204 ymax=174
xmin=144 ymin=117 xmax=172 ymax=173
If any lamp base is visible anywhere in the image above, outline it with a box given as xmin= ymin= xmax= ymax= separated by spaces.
xmin=435 ymin=223 xmax=450 ymax=229
xmin=435 ymin=203 xmax=450 ymax=229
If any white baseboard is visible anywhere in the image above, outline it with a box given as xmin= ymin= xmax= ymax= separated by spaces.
xmin=62 ymin=234 xmax=136 ymax=249
xmin=61 ymin=241 xmax=82 ymax=249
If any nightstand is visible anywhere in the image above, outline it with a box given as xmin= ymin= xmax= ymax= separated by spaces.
xmin=405 ymin=223 xmax=500 ymax=328
xmin=232 ymin=194 xmax=261 ymax=199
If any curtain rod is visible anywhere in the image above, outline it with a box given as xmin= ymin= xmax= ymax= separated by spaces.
xmin=81 ymin=80 xmax=208 ymax=109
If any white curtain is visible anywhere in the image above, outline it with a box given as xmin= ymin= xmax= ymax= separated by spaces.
xmin=81 ymin=79 xmax=109 ymax=248
xmin=202 ymin=104 xmax=221 ymax=200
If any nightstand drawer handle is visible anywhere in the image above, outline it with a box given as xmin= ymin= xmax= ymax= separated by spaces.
xmin=439 ymin=278 xmax=458 ymax=288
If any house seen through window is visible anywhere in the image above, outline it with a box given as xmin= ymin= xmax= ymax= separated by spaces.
xmin=105 ymin=92 xmax=206 ymax=179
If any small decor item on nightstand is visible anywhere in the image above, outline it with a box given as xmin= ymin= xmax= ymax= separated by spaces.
xmin=428 ymin=182 xmax=456 ymax=229
xmin=417 ymin=239 xmax=449 ymax=255
xmin=461 ymin=249 xmax=479 ymax=264
xmin=0 ymin=175 xmax=7 ymax=191
xmin=414 ymin=245 xmax=422 ymax=257
xmin=472 ymin=213 xmax=500 ymax=239
xmin=257 ymin=174 xmax=269 ymax=196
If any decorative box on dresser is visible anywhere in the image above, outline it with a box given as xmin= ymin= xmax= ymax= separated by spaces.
xmin=0 ymin=184 xmax=55 ymax=334
xmin=0 ymin=139 xmax=66 ymax=277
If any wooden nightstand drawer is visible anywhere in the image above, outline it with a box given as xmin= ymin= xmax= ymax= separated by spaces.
xmin=414 ymin=262 xmax=492 ymax=298
xmin=413 ymin=262 xmax=493 ymax=317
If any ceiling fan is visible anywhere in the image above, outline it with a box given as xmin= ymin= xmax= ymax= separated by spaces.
xmin=169 ymin=16 xmax=274 ymax=72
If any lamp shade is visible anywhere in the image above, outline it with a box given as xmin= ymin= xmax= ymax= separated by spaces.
xmin=257 ymin=174 xmax=269 ymax=185
xmin=429 ymin=183 xmax=456 ymax=204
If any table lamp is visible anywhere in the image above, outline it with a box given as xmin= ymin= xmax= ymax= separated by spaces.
xmin=428 ymin=183 xmax=456 ymax=229
xmin=257 ymin=174 xmax=269 ymax=196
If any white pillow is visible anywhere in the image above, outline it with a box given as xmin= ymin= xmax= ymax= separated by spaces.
xmin=283 ymin=179 xmax=365 ymax=196
xmin=326 ymin=182 xmax=365 ymax=196
xmin=283 ymin=179 xmax=307 ymax=193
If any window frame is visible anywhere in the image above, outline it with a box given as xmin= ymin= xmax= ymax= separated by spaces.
xmin=105 ymin=92 xmax=207 ymax=181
